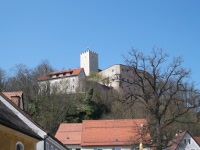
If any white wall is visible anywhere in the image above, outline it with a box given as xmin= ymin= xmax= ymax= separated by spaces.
xmin=66 ymin=145 xmax=151 ymax=150
xmin=80 ymin=50 xmax=98 ymax=76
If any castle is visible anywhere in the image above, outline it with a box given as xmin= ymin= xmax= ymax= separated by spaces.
xmin=38 ymin=50 xmax=132 ymax=93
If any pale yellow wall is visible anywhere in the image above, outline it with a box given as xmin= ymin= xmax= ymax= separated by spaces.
xmin=0 ymin=124 xmax=39 ymax=150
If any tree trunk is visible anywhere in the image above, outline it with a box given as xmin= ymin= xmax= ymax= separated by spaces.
xmin=156 ymin=118 xmax=162 ymax=150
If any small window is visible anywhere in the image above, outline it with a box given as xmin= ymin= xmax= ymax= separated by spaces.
xmin=188 ymin=139 xmax=191 ymax=144
xmin=52 ymin=75 xmax=57 ymax=78
xmin=16 ymin=141 xmax=24 ymax=150
xmin=59 ymin=74 xmax=63 ymax=77
xmin=113 ymin=148 xmax=121 ymax=150
xmin=184 ymin=139 xmax=187 ymax=144
xmin=112 ymin=69 xmax=114 ymax=72
xmin=51 ymin=145 xmax=54 ymax=150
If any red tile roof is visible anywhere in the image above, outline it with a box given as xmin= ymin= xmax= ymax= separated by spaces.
xmin=193 ymin=136 xmax=200 ymax=146
xmin=38 ymin=68 xmax=84 ymax=81
xmin=2 ymin=91 xmax=23 ymax=106
xmin=55 ymin=123 xmax=82 ymax=145
xmin=55 ymin=119 xmax=151 ymax=146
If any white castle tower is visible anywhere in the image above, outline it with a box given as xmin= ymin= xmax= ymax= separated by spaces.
xmin=80 ymin=50 xmax=98 ymax=76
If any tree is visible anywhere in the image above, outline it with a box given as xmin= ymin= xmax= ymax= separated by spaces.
xmin=119 ymin=48 xmax=200 ymax=149
xmin=5 ymin=61 xmax=55 ymax=114
xmin=0 ymin=68 xmax=6 ymax=92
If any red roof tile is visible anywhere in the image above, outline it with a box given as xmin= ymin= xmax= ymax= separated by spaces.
xmin=81 ymin=119 xmax=151 ymax=146
xmin=55 ymin=123 xmax=82 ymax=145
xmin=2 ymin=91 xmax=23 ymax=106
xmin=193 ymin=136 xmax=200 ymax=146
xmin=55 ymin=119 xmax=151 ymax=146
xmin=38 ymin=68 xmax=84 ymax=81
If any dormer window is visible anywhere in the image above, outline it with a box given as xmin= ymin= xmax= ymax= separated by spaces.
xmin=52 ymin=75 xmax=56 ymax=78
xmin=66 ymin=72 xmax=71 ymax=76
xmin=59 ymin=74 xmax=63 ymax=77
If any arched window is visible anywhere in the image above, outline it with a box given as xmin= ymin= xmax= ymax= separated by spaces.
xmin=15 ymin=141 xmax=24 ymax=150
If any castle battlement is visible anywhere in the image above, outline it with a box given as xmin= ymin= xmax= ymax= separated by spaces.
xmin=80 ymin=50 xmax=98 ymax=55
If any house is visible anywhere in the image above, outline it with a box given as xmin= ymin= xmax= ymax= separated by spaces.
xmin=165 ymin=130 xmax=200 ymax=150
xmin=0 ymin=97 xmax=42 ymax=150
xmin=38 ymin=68 xmax=86 ymax=93
xmin=55 ymin=119 xmax=152 ymax=150
xmin=0 ymin=92 xmax=68 ymax=150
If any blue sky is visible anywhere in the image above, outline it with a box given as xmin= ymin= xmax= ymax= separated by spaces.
xmin=0 ymin=1 xmax=200 ymax=87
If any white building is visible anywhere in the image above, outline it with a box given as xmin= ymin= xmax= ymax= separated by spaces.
xmin=80 ymin=50 xmax=98 ymax=76
xmin=165 ymin=131 xmax=200 ymax=150
xmin=99 ymin=64 xmax=136 ymax=93
xmin=38 ymin=68 xmax=86 ymax=93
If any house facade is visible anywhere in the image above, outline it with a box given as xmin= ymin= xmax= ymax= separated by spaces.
xmin=0 ymin=100 xmax=42 ymax=150
xmin=38 ymin=68 xmax=86 ymax=93
xmin=99 ymin=64 xmax=139 ymax=93
xmin=0 ymin=92 xmax=68 ymax=150
xmin=166 ymin=131 xmax=200 ymax=150
xmin=55 ymin=119 xmax=152 ymax=150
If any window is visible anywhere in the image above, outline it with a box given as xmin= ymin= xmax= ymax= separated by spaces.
xmin=15 ymin=141 xmax=24 ymax=150
xmin=59 ymin=74 xmax=63 ymax=77
xmin=94 ymin=148 xmax=103 ymax=150
xmin=113 ymin=148 xmax=121 ymax=150
xmin=51 ymin=145 xmax=54 ymax=150
xmin=188 ymin=139 xmax=191 ymax=144
xmin=112 ymin=69 xmax=114 ymax=72
xmin=184 ymin=139 xmax=187 ymax=144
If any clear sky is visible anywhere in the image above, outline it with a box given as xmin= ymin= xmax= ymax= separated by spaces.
xmin=0 ymin=1 xmax=200 ymax=87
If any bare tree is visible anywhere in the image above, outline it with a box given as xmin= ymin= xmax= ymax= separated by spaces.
xmin=120 ymin=48 xmax=200 ymax=149
xmin=0 ymin=68 xmax=6 ymax=92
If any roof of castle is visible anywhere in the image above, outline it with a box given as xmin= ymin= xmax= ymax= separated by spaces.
xmin=38 ymin=68 xmax=85 ymax=81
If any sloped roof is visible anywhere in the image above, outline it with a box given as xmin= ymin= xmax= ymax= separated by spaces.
xmin=38 ymin=68 xmax=84 ymax=81
xmin=0 ymin=92 xmax=68 ymax=149
xmin=167 ymin=131 xmax=187 ymax=150
xmin=0 ymin=100 xmax=42 ymax=140
xmin=81 ymin=119 xmax=151 ymax=146
xmin=56 ymin=119 xmax=151 ymax=146
xmin=193 ymin=136 xmax=200 ymax=146
xmin=2 ymin=91 xmax=23 ymax=99
xmin=55 ymin=123 xmax=82 ymax=145
xmin=2 ymin=91 xmax=23 ymax=107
